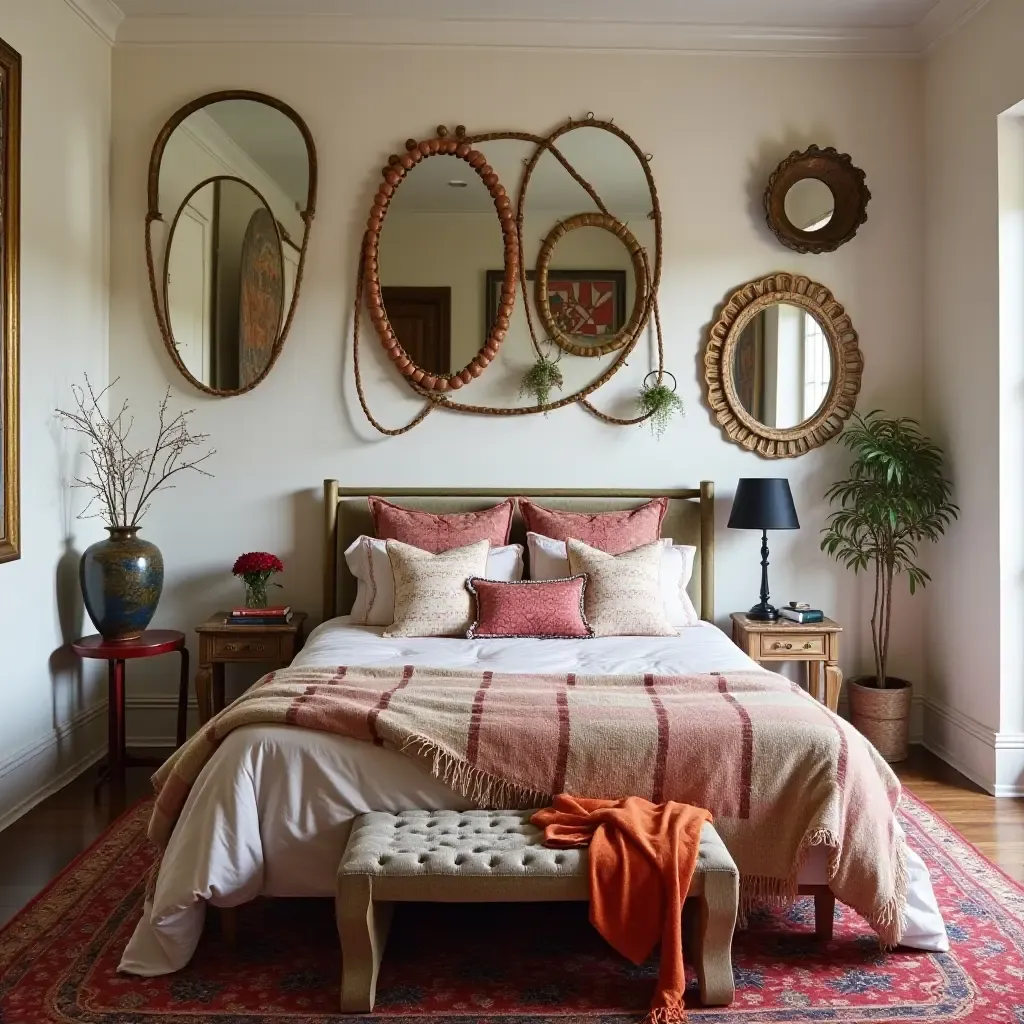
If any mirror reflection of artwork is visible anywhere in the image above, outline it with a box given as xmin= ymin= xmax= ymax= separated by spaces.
xmin=153 ymin=94 xmax=313 ymax=395
xmin=484 ymin=269 xmax=626 ymax=341
xmin=546 ymin=271 xmax=626 ymax=336
xmin=732 ymin=303 xmax=833 ymax=429
xmin=238 ymin=206 xmax=285 ymax=389
xmin=165 ymin=178 xmax=285 ymax=392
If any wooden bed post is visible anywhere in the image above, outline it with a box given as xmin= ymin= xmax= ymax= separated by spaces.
xmin=700 ymin=480 xmax=715 ymax=623
xmin=323 ymin=479 xmax=339 ymax=622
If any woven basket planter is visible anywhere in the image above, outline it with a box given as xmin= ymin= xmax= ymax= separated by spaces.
xmin=848 ymin=677 xmax=912 ymax=763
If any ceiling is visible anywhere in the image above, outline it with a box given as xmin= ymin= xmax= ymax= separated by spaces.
xmin=90 ymin=0 xmax=989 ymax=52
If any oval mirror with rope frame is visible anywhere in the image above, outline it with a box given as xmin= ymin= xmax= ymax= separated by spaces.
xmin=145 ymin=90 xmax=317 ymax=398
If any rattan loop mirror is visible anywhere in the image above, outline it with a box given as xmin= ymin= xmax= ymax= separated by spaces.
xmin=703 ymin=273 xmax=863 ymax=459
xmin=535 ymin=213 xmax=650 ymax=358
xmin=363 ymin=135 xmax=519 ymax=392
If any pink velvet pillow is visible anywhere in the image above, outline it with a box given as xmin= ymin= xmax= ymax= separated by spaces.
xmin=369 ymin=497 xmax=514 ymax=554
xmin=466 ymin=576 xmax=593 ymax=639
xmin=517 ymin=497 xmax=668 ymax=554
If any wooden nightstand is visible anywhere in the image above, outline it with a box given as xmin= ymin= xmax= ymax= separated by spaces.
xmin=730 ymin=612 xmax=843 ymax=713
xmin=194 ymin=612 xmax=308 ymax=725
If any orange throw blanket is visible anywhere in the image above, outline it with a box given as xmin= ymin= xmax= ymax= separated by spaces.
xmin=532 ymin=795 xmax=713 ymax=1023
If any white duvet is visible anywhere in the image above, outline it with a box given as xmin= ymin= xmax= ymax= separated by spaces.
xmin=120 ymin=618 xmax=947 ymax=975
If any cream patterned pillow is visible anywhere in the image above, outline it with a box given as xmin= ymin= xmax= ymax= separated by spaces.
xmin=567 ymin=538 xmax=677 ymax=637
xmin=384 ymin=539 xmax=490 ymax=637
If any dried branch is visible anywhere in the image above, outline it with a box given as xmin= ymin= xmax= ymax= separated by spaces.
xmin=56 ymin=375 xmax=216 ymax=528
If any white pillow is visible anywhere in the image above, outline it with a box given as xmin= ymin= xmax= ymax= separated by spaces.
xmin=528 ymin=532 xmax=698 ymax=627
xmin=384 ymin=540 xmax=490 ymax=638
xmin=566 ymin=539 xmax=677 ymax=637
xmin=346 ymin=536 xmax=524 ymax=626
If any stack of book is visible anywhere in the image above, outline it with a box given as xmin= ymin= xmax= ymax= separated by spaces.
xmin=229 ymin=606 xmax=293 ymax=626
xmin=779 ymin=603 xmax=824 ymax=624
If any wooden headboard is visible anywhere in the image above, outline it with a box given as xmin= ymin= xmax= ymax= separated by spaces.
xmin=322 ymin=482 xmax=715 ymax=623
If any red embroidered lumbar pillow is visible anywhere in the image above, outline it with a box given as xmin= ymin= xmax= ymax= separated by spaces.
xmin=369 ymin=497 xmax=514 ymax=554
xmin=517 ymin=497 xmax=668 ymax=554
xmin=466 ymin=576 xmax=593 ymax=640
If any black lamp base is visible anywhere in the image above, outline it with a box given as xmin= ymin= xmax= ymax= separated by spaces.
xmin=747 ymin=602 xmax=779 ymax=622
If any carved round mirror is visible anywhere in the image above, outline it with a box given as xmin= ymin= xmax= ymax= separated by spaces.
xmin=704 ymin=273 xmax=863 ymax=458
xmin=146 ymin=91 xmax=317 ymax=396
xmin=764 ymin=145 xmax=869 ymax=254
xmin=364 ymin=131 xmax=518 ymax=392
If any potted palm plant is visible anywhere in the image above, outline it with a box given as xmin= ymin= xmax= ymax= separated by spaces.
xmin=821 ymin=411 xmax=958 ymax=761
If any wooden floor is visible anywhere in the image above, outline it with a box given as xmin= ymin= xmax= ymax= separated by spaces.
xmin=0 ymin=747 xmax=1022 ymax=928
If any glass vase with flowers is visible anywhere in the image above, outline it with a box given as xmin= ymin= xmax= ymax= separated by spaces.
xmin=232 ymin=551 xmax=284 ymax=608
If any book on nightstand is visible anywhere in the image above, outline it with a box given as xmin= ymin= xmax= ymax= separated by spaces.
xmin=779 ymin=607 xmax=824 ymax=624
xmin=228 ymin=606 xmax=293 ymax=625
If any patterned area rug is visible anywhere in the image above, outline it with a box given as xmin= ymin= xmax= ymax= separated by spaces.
xmin=2 ymin=792 xmax=1023 ymax=1022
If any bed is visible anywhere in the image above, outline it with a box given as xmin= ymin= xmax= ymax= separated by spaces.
xmin=120 ymin=484 xmax=947 ymax=976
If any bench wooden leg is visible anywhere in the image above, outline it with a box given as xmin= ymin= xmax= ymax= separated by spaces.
xmin=337 ymin=875 xmax=394 ymax=1012
xmin=693 ymin=871 xmax=738 ymax=1006
xmin=814 ymin=890 xmax=836 ymax=941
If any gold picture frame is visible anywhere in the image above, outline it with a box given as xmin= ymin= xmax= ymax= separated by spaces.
xmin=0 ymin=37 xmax=20 ymax=563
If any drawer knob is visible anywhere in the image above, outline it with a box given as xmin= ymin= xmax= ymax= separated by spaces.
xmin=771 ymin=641 xmax=794 ymax=650
xmin=224 ymin=642 xmax=266 ymax=653
xmin=803 ymin=641 xmax=813 ymax=649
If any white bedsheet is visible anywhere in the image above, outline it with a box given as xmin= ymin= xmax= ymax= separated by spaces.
xmin=120 ymin=618 xmax=947 ymax=975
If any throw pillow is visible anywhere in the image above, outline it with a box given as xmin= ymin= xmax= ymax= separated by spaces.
xmin=370 ymin=497 xmax=514 ymax=553
xmin=384 ymin=539 xmax=490 ymax=637
xmin=466 ymin=577 xmax=593 ymax=639
xmin=566 ymin=538 xmax=677 ymax=637
xmin=518 ymin=497 xmax=667 ymax=553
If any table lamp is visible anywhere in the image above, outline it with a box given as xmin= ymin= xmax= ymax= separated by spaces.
xmin=727 ymin=478 xmax=800 ymax=621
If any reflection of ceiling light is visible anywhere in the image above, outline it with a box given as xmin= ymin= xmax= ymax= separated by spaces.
xmin=448 ymin=180 xmax=468 ymax=188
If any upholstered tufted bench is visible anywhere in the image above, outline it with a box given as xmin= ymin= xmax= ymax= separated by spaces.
xmin=335 ymin=808 xmax=738 ymax=1012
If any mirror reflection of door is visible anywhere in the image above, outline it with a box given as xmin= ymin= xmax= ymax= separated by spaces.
xmin=380 ymin=286 xmax=451 ymax=374
xmin=733 ymin=303 xmax=833 ymax=429
xmin=166 ymin=193 xmax=213 ymax=383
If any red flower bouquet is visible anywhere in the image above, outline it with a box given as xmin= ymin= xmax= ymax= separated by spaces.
xmin=232 ymin=551 xmax=284 ymax=608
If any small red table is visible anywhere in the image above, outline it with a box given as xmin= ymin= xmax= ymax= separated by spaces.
xmin=71 ymin=630 xmax=189 ymax=788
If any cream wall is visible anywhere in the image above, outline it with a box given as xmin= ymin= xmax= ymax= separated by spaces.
xmin=924 ymin=0 xmax=1024 ymax=794
xmin=109 ymin=45 xmax=925 ymax=743
xmin=0 ymin=0 xmax=111 ymax=826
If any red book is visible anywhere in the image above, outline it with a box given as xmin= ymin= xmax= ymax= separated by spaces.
xmin=231 ymin=606 xmax=291 ymax=617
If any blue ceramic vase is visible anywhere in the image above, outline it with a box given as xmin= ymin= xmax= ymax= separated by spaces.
xmin=80 ymin=527 xmax=164 ymax=641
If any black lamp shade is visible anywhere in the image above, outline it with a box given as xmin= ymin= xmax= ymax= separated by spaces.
xmin=727 ymin=478 xmax=800 ymax=531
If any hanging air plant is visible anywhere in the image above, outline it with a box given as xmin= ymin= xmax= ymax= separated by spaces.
xmin=639 ymin=371 xmax=684 ymax=439
xmin=520 ymin=351 xmax=564 ymax=410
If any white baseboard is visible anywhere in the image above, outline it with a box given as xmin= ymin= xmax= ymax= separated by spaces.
xmin=124 ymin=694 xmax=196 ymax=748
xmin=920 ymin=696 xmax=1024 ymax=796
xmin=0 ymin=704 xmax=107 ymax=832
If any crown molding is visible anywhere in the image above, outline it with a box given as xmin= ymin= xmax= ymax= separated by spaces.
xmin=113 ymin=14 xmax=921 ymax=54
xmin=63 ymin=0 xmax=124 ymax=45
xmin=917 ymin=0 xmax=992 ymax=52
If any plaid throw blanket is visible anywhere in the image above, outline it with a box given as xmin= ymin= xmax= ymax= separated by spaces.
xmin=151 ymin=665 xmax=907 ymax=943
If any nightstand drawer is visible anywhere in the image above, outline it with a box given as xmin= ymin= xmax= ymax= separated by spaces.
xmin=211 ymin=635 xmax=282 ymax=661
xmin=760 ymin=633 xmax=825 ymax=658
